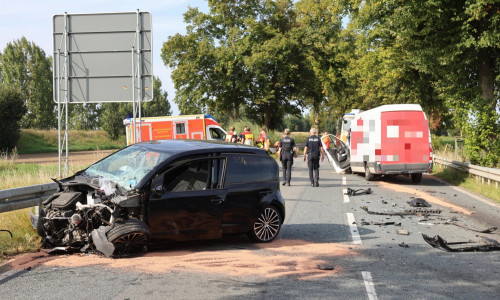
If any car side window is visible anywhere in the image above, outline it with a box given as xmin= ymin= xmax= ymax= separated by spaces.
xmin=224 ymin=155 xmax=277 ymax=185
xmin=163 ymin=160 xmax=210 ymax=192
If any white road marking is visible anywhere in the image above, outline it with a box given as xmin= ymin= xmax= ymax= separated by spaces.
xmin=346 ymin=213 xmax=362 ymax=244
xmin=362 ymin=271 xmax=378 ymax=300
xmin=342 ymin=176 xmax=347 ymax=185
xmin=0 ymin=269 xmax=22 ymax=282
xmin=343 ymin=189 xmax=350 ymax=203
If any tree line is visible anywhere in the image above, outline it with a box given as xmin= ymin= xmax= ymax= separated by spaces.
xmin=0 ymin=0 xmax=498 ymax=167
xmin=162 ymin=0 xmax=499 ymax=167
xmin=0 ymin=37 xmax=172 ymax=150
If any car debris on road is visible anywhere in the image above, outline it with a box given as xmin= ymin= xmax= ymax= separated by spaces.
xmin=344 ymin=188 xmax=373 ymax=196
xmin=360 ymin=206 xmax=442 ymax=216
xmin=422 ymin=234 xmax=500 ymax=252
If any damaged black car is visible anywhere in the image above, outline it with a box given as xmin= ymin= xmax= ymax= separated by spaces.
xmin=35 ymin=140 xmax=285 ymax=257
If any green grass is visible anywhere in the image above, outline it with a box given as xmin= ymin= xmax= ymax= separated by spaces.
xmin=432 ymin=165 xmax=500 ymax=203
xmin=0 ymin=160 xmax=91 ymax=262
xmin=17 ymin=129 xmax=126 ymax=154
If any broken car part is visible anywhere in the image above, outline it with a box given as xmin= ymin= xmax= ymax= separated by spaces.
xmin=396 ymin=229 xmax=409 ymax=235
xmin=360 ymin=206 xmax=441 ymax=216
xmin=446 ymin=222 xmax=497 ymax=234
xmin=408 ymin=198 xmax=431 ymax=207
xmin=344 ymin=188 xmax=373 ymax=196
xmin=422 ymin=234 xmax=500 ymax=252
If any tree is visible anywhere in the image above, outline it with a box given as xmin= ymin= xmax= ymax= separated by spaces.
xmin=0 ymin=37 xmax=55 ymax=129
xmin=101 ymin=103 xmax=130 ymax=140
xmin=69 ymin=104 xmax=101 ymax=130
xmin=142 ymin=76 xmax=172 ymax=117
xmin=348 ymin=0 xmax=499 ymax=166
xmin=0 ymin=87 xmax=26 ymax=151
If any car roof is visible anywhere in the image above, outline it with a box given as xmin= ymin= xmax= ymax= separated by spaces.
xmin=134 ymin=139 xmax=267 ymax=155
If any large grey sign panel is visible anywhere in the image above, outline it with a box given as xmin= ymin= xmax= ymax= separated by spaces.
xmin=53 ymin=12 xmax=153 ymax=103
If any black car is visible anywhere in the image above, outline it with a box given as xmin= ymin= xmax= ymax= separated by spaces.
xmin=36 ymin=140 xmax=285 ymax=257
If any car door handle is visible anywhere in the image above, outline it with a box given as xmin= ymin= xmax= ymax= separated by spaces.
xmin=210 ymin=197 xmax=223 ymax=205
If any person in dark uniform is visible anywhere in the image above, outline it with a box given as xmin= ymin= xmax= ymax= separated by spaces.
xmin=303 ymin=128 xmax=325 ymax=187
xmin=278 ymin=128 xmax=297 ymax=186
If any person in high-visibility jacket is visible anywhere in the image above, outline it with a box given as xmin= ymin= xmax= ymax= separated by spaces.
xmin=225 ymin=126 xmax=238 ymax=143
xmin=256 ymin=127 xmax=270 ymax=151
xmin=239 ymin=126 xmax=254 ymax=146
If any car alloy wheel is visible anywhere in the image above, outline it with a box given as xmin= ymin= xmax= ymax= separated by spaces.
xmin=250 ymin=207 xmax=281 ymax=242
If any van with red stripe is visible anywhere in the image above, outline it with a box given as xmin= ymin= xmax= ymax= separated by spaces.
xmin=124 ymin=114 xmax=227 ymax=146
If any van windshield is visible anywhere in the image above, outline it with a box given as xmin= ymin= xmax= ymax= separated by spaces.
xmin=209 ymin=127 xmax=225 ymax=140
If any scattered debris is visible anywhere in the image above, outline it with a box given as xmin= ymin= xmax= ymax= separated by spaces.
xmin=409 ymin=198 xmax=431 ymax=207
xmin=422 ymin=234 xmax=500 ymax=252
xmin=361 ymin=206 xmax=442 ymax=216
xmin=344 ymin=188 xmax=373 ymax=196
xmin=399 ymin=242 xmax=409 ymax=248
xmin=0 ymin=229 xmax=13 ymax=239
xmin=317 ymin=265 xmax=335 ymax=271
xmin=396 ymin=229 xmax=409 ymax=235
xmin=381 ymin=200 xmax=388 ymax=204
xmin=361 ymin=221 xmax=401 ymax=226
xmin=446 ymin=222 xmax=497 ymax=234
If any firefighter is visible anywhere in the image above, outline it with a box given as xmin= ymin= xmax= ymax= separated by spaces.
xmin=321 ymin=131 xmax=330 ymax=149
xmin=240 ymin=126 xmax=254 ymax=146
xmin=225 ymin=126 xmax=238 ymax=143
xmin=256 ymin=127 xmax=271 ymax=151
xmin=303 ymin=128 xmax=325 ymax=187
xmin=278 ymin=128 xmax=297 ymax=186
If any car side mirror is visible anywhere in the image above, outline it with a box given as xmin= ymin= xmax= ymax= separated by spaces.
xmin=153 ymin=185 xmax=164 ymax=197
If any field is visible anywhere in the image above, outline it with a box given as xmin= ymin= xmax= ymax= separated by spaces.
xmin=17 ymin=129 xmax=126 ymax=154
xmin=0 ymin=152 xmax=94 ymax=263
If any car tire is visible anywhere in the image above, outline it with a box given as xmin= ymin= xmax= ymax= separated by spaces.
xmin=411 ymin=173 xmax=422 ymax=184
xmin=106 ymin=219 xmax=150 ymax=255
xmin=248 ymin=206 xmax=282 ymax=243
xmin=365 ymin=165 xmax=374 ymax=181
xmin=36 ymin=207 xmax=47 ymax=237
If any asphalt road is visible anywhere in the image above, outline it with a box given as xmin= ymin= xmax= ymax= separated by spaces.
xmin=1 ymin=158 xmax=499 ymax=299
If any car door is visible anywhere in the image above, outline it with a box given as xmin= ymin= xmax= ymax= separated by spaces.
xmin=147 ymin=158 xmax=226 ymax=242
xmin=221 ymin=154 xmax=278 ymax=234
xmin=321 ymin=134 xmax=350 ymax=172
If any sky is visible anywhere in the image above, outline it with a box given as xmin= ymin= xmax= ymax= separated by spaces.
xmin=0 ymin=0 xmax=210 ymax=115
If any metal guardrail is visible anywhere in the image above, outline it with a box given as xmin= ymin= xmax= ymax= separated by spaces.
xmin=0 ymin=183 xmax=58 ymax=213
xmin=433 ymin=155 xmax=500 ymax=188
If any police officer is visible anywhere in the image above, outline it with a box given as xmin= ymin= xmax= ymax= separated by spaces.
xmin=279 ymin=128 xmax=297 ymax=186
xmin=303 ymin=128 xmax=325 ymax=187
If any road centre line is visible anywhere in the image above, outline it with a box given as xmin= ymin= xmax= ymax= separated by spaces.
xmin=343 ymin=189 xmax=350 ymax=203
xmin=346 ymin=213 xmax=362 ymax=244
xmin=362 ymin=271 xmax=379 ymax=300
xmin=342 ymin=176 xmax=347 ymax=185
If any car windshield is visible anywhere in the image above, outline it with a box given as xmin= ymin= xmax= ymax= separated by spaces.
xmin=84 ymin=145 xmax=171 ymax=190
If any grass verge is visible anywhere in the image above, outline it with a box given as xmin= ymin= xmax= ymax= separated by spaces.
xmin=0 ymin=162 xmax=90 ymax=263
xmin=17 ymin=129 xmax=126 ymax=154
xmin=432 ymin=164 xmax=500 ymax=203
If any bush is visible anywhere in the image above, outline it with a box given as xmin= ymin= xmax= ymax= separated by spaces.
xmin=0 ymin=87 xmax=26 ymax=151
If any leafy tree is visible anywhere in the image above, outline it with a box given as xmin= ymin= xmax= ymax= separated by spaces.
xmin=0 ymin=87 xmax=26 ymax=151
xmin=142 ymin=76 xmax=172 ymax=117
xmin=0 ymin=37 xmax=55 ymax=129
xmin=101 ymin=103 xmax=129 ymax=140
xmin=69 ymin=104 xmax=101 ymax=130
xmin=348 ymin=0 xmax=499 ymax=166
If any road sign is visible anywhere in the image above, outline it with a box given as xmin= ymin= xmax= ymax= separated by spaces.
xmin=53 ymin=11 xmax=153 ymax=103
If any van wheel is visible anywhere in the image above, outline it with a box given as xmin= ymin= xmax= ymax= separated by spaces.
xmin=248 ymin=207 xmax=282 ymax=243
xmin=107 ymin=219 xmax=150 ymax=255
xmin=411 ymin=173 xmax=422 ymax=184
xmin=365 ymin=165 xmax=374 ymax=181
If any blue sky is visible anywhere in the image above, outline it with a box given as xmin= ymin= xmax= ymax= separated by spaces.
xmin=0 ymin=0 xmax=209 ymax=115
